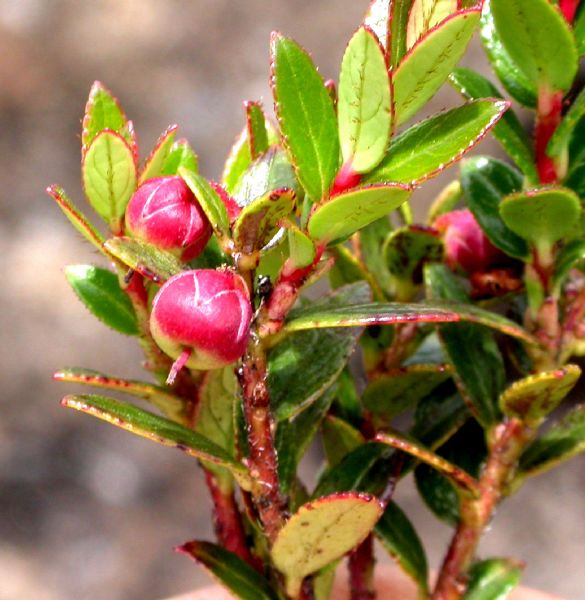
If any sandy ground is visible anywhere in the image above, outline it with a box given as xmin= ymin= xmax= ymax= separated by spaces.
xmin=0 ymin=2 xmax=583 ymax=599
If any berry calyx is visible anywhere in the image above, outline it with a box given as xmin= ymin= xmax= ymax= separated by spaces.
xmin=433 ymin=209 xmax=503 ymax=275
xmin=125 ymin=176 xmax=212 ymax=261
xmin=150 ymin=269 xmax=252 ymax=373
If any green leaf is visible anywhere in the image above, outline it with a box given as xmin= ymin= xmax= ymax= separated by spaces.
xmin=313 ymin=442 xmax=396 ymax=498
xmin=376 ymin=431 xmax=479 ymax=494
xmin=338 ymin=26 xmax=392 ymax=173
xmin=499 ymin=365 xmax=581 ymax=425
xmin=82 ymin=130 xmax=137 ymax=230
xmin=554 ymin=239 xmax=585 ymax=291
xmin=499 ymin=187 xmax=581 ymax=256
xmin=268 ymin=283 xmax=370 ymax=420
xmin=425 ymin=264 xmax=505 ymax=426
xmin=244 ymin=100 xmax=269 ymax=159
xmin=375 ymin=501 xmax=429 ymax=594
xmin=104 ymin=236 xmax=183 ymax=283
xmin=308 ymin=183 xmax=412 ymax=245
xmin=489 ymin=0 xmax=578 ymax=92
xmin=575 ymin=5 xmax=585 ymax=56
xmin=64 ymin=265 xmax=138 ymax=336
xmin=284 ymin=298 xmax=536 ymax=345
xmin=62 ymin=394 xmax=251 ymax=489
xmin=160 ymin=138 xmax=199 ymax=176
xmin=53 ymin=367 xmax=184 ymax=422
xmin=363 ymin=364 xmax=451 ymax=423
xmin=368 ymin=100 xmax=508 ymax=185
xmin=548 ymin=87 xmax=585 ymax=162
xmin=393 ymin=9 xmax=481 ymax=125
xmin=406 ymin=0 xmax=457 ymax=51
xmin=449 ymin=68 xmax=537 ymax=181
xmin=322 ymin=415 xmax=365 ymax=468
xmin=277 ymin=389 xmax=335 ymax=493
xmin=518 ymin=404 xmax=585 ymax=478
xmin=359 ymin=217 xmax=394 ymax=296
xmin=139 ymin=125 xmax=178 ymax=183
xmin=383 ymin=226 xmax=443 ymax=300
xmin=179 ymin=167 xmax=230 ymax=239
xmin=463 ymin=558 xmax=523 ymax=600
xmin=480 ymin=2 xmax=537 ymax=108
xmin=333 ymin=368 xmax=363 ymax=427
xmin=288 ymin=224 xmax=315 ymax=269
xmin=178 ymin=541 xmax=278 ymax=600
xmin=460 ymin=156 xmax=529 ymax=259
xmin=81 ymin=81 xmax=128 ymax=151
xmin=234 ymin=146 xmax=299 ymax=207
xmin=271 ymin=492 xmax=383 ymax=597
xmin=271 ymin=33 xmax=339 ymax=201
xmin=194 ymin=368 xmax=238 ymax=488
xmin=46 ymin=185 xmax=107 ymax=256
xmin=233 ymin=188 xmax=295 ymax=254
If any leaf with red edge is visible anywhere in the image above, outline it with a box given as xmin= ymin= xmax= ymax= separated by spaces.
xmin=245 ymin=101 xmax=269 ymax=160
xmin=139 ymin=125 xmax=178 ymax=184
xmin=406 ymin=0 xmax=457 ymax=51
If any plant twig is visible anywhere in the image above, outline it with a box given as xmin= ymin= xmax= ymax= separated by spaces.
xmin=349 ymin=535 xmax=376 ymax=600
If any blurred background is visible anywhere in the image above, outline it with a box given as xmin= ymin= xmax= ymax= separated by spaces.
xmin=0 ymin=1 xmax=583 ymax=599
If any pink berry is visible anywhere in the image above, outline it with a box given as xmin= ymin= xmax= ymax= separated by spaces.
xmin=433 ymin=209 xmax=503 ymax=275
xmin=150 ymin=269 xmax=252 ymax=371
xmin=125 ymin=176 xmax=212 ymax=261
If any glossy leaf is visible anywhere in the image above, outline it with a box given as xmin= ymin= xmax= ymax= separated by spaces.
xmin=62 ymin=394 xmax=251 ymax=489
xmin=463 ymin=558 xmax=523 ymax=600
xmin=460 ymin=156 xmax=529 ymax=259
xmin=81 ymin=81 xmax=128 ymax=151
xmin=499 ymin=188 xmax=581 ymax=254
xmin=393 ymin=9 xmax=480 ymax=125
xmin=65 ymin=265 xmax=138 ymax=336
xmin=139 ymin=125 xmax=178 ymax=183
xmin=277 ymin=389 xmax=335 ymax=493
xmin=499 ymin=365 xmax=581 ymax=425
xmin=284 ymin=298 xmax=536 ymax=345
xmin=308 ymin=183 xmax=412 ymax=245
xmin=53 ymin=367 xmax=184 ymax=422
xmin=233 ymin=188 xmax=295 ymax=254
xmin=179 ymin=167 xmax=230 ymax=239
xmin=271 ymin=492 xmax=383 ymax=597
xmin=178 ymin=541 xmax=278 ymax=600
xmin=268 ymin=283 xmax=370 ymax=420
xmin=322 ymin=415 xmax=365 ymax=468
xmin=518 ymin=404 xmax=585 ymax=478
xmin=548 ymin=87 xmax=585 ymax=162
xmin=368 ymin=100 xmax=508 ymax=185
xmin=376 ymin=431 xmax=479 ymax=494
xmin=363 ymin=364 xmax=451 ymax=422
xmin=271 ymin=33 xmax=339 ymax=201
xmin=234 ymin=146 xmax=299 ymax=207
xmin=406 ymin=0 xmax=457 ymax=50
xmin=82 ymin=130 xmax=137 ymax=229
xmin=425 ymin=264 xmax=505 ymax=425
xmin=554 ymin=239 xmax=585 ymax=291
xmin=245 ymin=101 xmax=269 ymax=159
xmin=384 ymin=226 xmax=443 ymax=299
xmin=104 ymin=237 xmax=183 ymax=283
xmin=480 ymin=2 xmax=537 ymax=108
xmin=489 ymin=0 xmax=578 ymax=92
xmin=375 ymin=501 xmax=429 ymax=594
xmin=160 ymin=138 xmax=199 ymax=176
xmin=46 ymin=185 xmax=106 ymax=256
xmin=194 ymin=368 xmax=238 ymax=487
xmin=449 ymin=68 xmax=537 ymax=181
xmin=338 ymin=26 xmax=392 ymax=173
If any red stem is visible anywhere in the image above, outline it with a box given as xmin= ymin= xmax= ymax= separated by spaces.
xmin=349 ymin=535 xmax=376 ymax=600
xmin=535 ymin=88 xmax=563 ymax=184
xmin=560 ymin=0 xmax=580 ymax=24
xmin=204 ymin=470 xmax=259 ymax=568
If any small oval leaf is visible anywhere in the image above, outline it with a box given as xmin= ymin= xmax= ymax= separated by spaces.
xmin=139 ymin=125 xmax=178 ymax=184
xmin=271 ymin=492 xmax=383 ymax=597
xmin=65 ymin=265 xmax=138 ymax=336
xmin=245 ymin=100 xmax=269 ymax=160
xmin=338 ymin=26 xmax=392 ymax=173
xmin=406 ymin=0 xmax=457 ymax=50
xmin=308 ymin=183 xmax=412 ymax=245
xmin=160 ymin=138 xmax=199 ymax=176
xmin=82 ymin=81 xmax=128 ymax=151
xmin=463 ymin=558 xmax=523 ymax=600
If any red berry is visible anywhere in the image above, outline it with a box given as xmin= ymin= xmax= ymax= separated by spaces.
xmin=150 ymin=269 xmax=252 ymax=371
xmin=125 ymin=176 xmax=211 ymax=261
xmin=433 ymin=209 xmax=503 ymax=275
